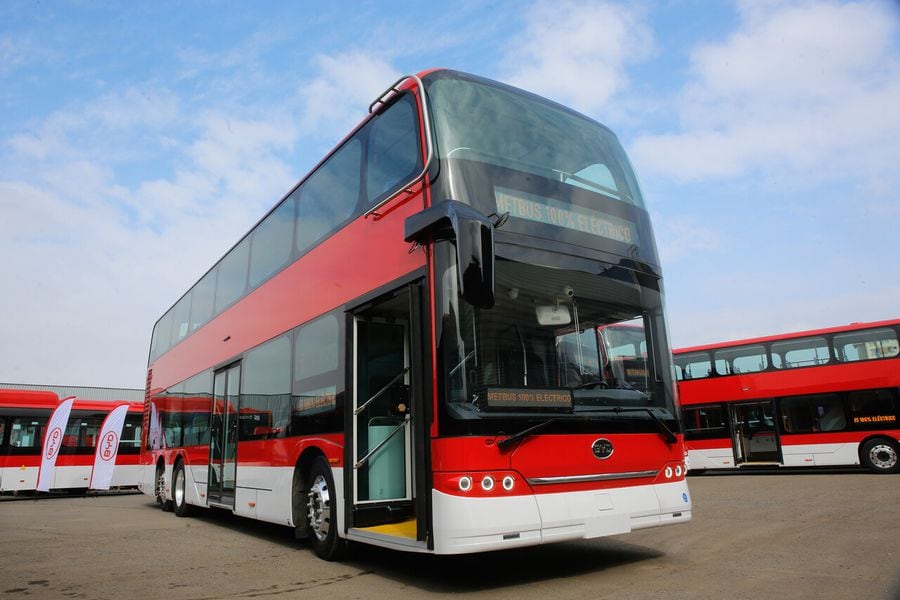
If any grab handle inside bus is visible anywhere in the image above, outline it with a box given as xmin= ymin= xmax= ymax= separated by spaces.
xmin=404 ymin=199 xmax=496 ymax=308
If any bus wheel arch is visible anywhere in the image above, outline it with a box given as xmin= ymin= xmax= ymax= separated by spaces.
xmin=859 ymin=437 xmax=900 ymax=474
xmin=172 ymin=457 xmax=192 ymax=517
xmin=291 ymin=449 xmax=322 ymax=540
xmin=155 ymin=458 xmax=173 ymax=511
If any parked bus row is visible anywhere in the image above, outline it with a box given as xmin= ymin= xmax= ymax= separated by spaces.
xmin=140 ymin=68 xmax=691 ymax=560
xmin=0 ymin=389 xmax=143 ymax=492
xmin=674 ymin=319 xmax=900 ymax=474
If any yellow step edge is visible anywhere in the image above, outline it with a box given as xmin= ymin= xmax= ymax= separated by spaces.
xmin=356 ymin=518 xmax=417 ymax=539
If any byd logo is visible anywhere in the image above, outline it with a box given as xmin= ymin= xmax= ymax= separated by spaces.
xmin=100 ymin=431 xmax=119 ymax=462
xmin=591 ymin=438 xmax=614 ymax=460
xmin=45 ymin=427 xmax=63 ymax=460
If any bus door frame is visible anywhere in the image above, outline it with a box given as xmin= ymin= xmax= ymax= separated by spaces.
xmin=344 ymin=278 xmax=431 ymax=548
xmin=208 ymin=362 xmax=241 ymax=507
xmin=729 ymin=399 xmax=783 ymax=465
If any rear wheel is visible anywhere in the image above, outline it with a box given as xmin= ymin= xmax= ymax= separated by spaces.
xmin=306 ymin=457 xmax=347 ymax=561
xmin=173 ymin=461 xmax=192 ymax=517
xmin=156 ymin=464 xmax=173 ymax=511
xmin=860 ymin=438 xmax=900 ymax=474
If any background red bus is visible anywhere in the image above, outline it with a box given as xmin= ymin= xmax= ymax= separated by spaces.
xmin=0 ymin=389 xmax=143 ymax=492
xmin=674 ymin=319 xmax=900 ymax=473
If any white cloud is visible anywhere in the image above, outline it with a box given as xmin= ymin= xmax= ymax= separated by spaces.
xmin=501 ymin=0 xmax=654 ymax=115
xmin=298 ymin=52 xmax=400 ymax=142
xmin=631 ymin=1 xmax=900 ymax=187
xmin=0 ymin=96 xmax=303 ymax=387
xmin=669 ymin=281 xmax=900 ymax=350
xmin=7 ymin=87 xmax=180 ymax=163
xmin=652 ymin=212 xmax=721 ymax=263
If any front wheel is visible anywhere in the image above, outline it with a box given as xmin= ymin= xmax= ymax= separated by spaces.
xmin=860 ymin=438 xmax=900 ymax=474
xmin=173 ymin=461 xmax=192 ymax=517
xmin=306 ymin=457 xmax=347 ymax=561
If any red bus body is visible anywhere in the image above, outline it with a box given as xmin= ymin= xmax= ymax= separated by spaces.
xmin=141 ymin=69 xmax=691 ymax=558
xmin=0 ymin=389 xmax=143 ymax=492
xmin=675 ymin=319 xmax=900 ymax=473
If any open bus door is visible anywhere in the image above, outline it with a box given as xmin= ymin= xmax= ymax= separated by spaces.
xmin=346 ymin=281 xmax=430 ymax=550
xmin=208 ymin=363 xmax=240 ymax=506
xmin=730 ymin=401 xmax=782 ymax=465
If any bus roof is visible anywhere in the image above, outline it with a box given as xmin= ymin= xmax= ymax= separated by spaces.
xmin=674 ymin=317 xmax=900 ymax=354
xmin=0 ymin=389 xmax=142 ymax=412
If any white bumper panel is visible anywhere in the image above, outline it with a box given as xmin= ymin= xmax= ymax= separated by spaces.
xmin=432 ymin=480 xmax=691 ymax=554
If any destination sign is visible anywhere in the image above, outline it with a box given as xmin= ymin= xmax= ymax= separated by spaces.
xmin=483 ymin=387 xmax=573 ymax=410
xmin=852 ymin=415 xmax=896 ymax=424
xmin=495 ymin=187 xmax=638 ymax=245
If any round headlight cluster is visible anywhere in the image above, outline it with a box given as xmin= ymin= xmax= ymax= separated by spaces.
xmin=662 ymin=463 xmax=686 ymax=480
xmin=453 ymin=472 xmax=519 ymax=494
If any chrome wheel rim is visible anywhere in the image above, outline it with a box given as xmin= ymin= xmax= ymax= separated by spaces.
xmin=174 ymin=468 xmax=185 ymax=507
xmin=307 ymin=475 xmax=331 ymax=541
xmin=869 ymin=444 xmax=898 ymax=470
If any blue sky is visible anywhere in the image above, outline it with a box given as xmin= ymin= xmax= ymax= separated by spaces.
xmin=2 ymin=0 xmax=898 ymax=388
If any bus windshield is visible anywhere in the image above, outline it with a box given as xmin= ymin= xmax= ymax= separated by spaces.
xmin=439 ymin=258 xmax=676 ymax=425
xmin=425 ymin=70 xmax=658 ymax=269
xmin=426 ymin=72 xmax=644 ymax=208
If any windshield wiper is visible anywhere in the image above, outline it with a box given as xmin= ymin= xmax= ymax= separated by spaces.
xmin=449 ymin=350 xmax=476 ymax=378
xmin=606 ymin=407 xmax=677 ymax=445
xmin=497 ymin=418 xmax=564 ymax=451
xmin=496 ymin=409 xmax=677 ymax=452
xmin=497 ymin=416 xmax=618 ymax=452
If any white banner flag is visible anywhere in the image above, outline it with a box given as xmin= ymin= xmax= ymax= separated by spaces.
xmin=36 ymin=396 xmax=76 ymax=492
xmin=89 ymin=403 xmax=129 ymax=490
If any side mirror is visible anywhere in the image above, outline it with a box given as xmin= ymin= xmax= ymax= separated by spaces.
xmin=404 ymin=200 xmax=496 ymax=308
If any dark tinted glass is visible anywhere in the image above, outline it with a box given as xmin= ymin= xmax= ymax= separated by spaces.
xmin=241 ymin=335 xmax=291 ymax=440
xmin=296 ymin=139 xmax=361 ymax=255
xmin=366 ymin=95 xmax=422 ymax=203
xmin=214 ymin=238 xmax=250 ymax=312
xmin=249 ymin=196 xmax=296 ymax=288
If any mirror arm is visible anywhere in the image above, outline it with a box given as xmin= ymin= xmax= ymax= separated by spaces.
xmin=404 ymin=200 xmax=496 ymax=308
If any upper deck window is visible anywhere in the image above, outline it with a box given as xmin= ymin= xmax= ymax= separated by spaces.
xmin=365 ymin=94 xmax=422 ymax=204
xmin=296 ymin=138 xmax=361 ymax=256
xmin=833 ymin=327 xmax=899 ymax=362
xmin=713 ymin=344 xmax=768 ymax=375
xmin=674 ymin=352 xmax=712 ymax=381
xmin=772 ymin=336 xmax=830 ymax=369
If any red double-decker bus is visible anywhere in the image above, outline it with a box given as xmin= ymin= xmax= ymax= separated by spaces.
xmin=0 ymin=389 xmax=143 ymax=492
xmin=675 ymin=319 xmax=900 ymax=474
xmin=140 ymin=69 xmax=691 ymax=560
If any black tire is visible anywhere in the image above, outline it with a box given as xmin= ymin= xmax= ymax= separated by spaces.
xmin=305 ymin=457 xmax=347 ymax=561
xmin=173 ymin=461 xmax=192 ymax=517
xmin=156 ymin=464 xmax=173 ymax=511
xmin=860 ymin=438 xmax=900 ymax=474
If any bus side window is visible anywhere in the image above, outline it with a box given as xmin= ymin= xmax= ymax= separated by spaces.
xmin=365 ymin=94 xmax=422 ymax=205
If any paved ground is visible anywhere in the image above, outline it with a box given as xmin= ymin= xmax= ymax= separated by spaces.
xmin=1 ymin=470 xmax=898 ymax=599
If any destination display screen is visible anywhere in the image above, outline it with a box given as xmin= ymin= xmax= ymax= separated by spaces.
xmin=494 ymin=186 xmax=639 ymax=245
xmin=481 ymin=387 xmax=573 ymax=411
